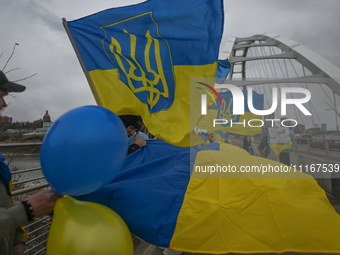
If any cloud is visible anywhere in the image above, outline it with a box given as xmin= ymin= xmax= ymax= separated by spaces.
xmin=0 ymin=0 xmax=339 ymax=130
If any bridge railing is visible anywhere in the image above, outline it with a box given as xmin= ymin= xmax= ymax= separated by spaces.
xmin=293 ymin=139 xmax=334 ymax=156
xmin=1 ymin=142 xmax=50 ymax=255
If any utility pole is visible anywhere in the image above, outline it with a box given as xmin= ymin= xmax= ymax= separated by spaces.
xmin=334 ymin=92 xmax=339 ymax=133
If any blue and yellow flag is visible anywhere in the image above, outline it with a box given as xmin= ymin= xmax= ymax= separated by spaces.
xmin=78 ymin=140 xmax=340 ymax=254
xmin=215 ymin=59 xmax=231 ymax=84
xmin=213 ymin=130 xmax=232 ymax=143
xmin=64 ymin=0 xmax=224 ymax=147
xmin=197 ymin=89 xmax=264 ymax=136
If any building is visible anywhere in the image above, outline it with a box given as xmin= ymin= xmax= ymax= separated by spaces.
xmin=306 ymin=127 xmax=322 ymax=135
xmin=0 ymin=115 xmax=12 ymax=124
xmin=43 ymin=110 xmax=51 ymax=123
xmin=34 ymin=110 xmax=52 ymax=133
xmin=291 ymin=124 xmax=305 ymax=134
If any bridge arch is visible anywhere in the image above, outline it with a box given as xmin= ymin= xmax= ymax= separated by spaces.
xmin=217 ymin=33 xmax=340 ymax=131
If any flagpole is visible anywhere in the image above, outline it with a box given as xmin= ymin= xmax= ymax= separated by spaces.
xmin=62 ymin=18 xmax=103 ymax=107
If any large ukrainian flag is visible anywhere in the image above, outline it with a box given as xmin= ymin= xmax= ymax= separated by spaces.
xmin=63 ymin=0 xmax=224 ymax=147
xmin=78 ymin=140 xmax=340 ymax=254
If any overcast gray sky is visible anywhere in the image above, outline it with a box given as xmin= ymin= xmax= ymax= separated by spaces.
xmin=1 ymin=0 xmax=339 ymax=130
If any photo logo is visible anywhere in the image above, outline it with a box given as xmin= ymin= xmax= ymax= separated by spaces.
xmin=197 ymin=82 xmax=221 ymax=115
xmin=199 ymin=84 xmax=312 ymax=128
xmin=201 ymin=84 xmax=311 ymax=116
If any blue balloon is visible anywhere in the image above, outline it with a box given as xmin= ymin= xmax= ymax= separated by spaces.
xmin=40 ymin=106 xmax=128 ymax=196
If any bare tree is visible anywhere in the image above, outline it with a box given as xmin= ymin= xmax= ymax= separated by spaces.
xmin=0 ymin=43 xmax=38 ymax=114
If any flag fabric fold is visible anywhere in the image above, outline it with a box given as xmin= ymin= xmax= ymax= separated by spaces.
xmin=64 ymin=0 xmax=224 ymax=147
xmin=77 ymin=140 xmax=340 ymax=254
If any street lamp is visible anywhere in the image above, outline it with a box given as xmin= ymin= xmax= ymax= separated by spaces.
xmin=325 ymin=107 xmax=339 ymax=132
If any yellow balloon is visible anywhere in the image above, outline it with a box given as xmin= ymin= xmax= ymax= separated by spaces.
xmin=47 ymin=196 xmax=134 ymax=255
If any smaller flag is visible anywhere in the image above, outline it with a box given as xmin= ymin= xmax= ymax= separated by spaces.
xmin=268 ymin=127 xmax=293 ymax=155
xmin=197 ymin=89 xmax=264 ymax=136
xmin=215 ymin=58 xmax=231 ymax=84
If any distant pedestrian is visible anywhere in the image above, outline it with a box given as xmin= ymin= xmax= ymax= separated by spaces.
xmin=258 ymin=135 xmax=270 ymax=158
xmin=278 ymin=119 xmax=294 ymax=165
xmin=243 ymin=136 xmax=253 ymax=155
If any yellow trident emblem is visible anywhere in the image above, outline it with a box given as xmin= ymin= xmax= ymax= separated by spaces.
xmin=101 ymin=12 xmax=175 ymax=112
xmin=105 ymin=20 xmax=169 ymax=108
xmin=218 ymin=98 xmax=238 ymax=122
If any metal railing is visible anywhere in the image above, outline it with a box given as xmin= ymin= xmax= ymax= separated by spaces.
xmin=293 ymin=139 xmax=337 ymax=157
xmin=3 ymin=142 xmax=50 ymax=255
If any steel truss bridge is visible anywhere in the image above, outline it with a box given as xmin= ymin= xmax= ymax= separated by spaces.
xmin=218 ymin=33 xmax=340 ymax=132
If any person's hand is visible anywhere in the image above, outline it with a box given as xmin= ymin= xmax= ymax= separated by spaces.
xmin=13 ymin=242 xmax=24 ymax=255
xmin=28 ymin=190 xmax=62 ymax=218
xmin=133 ymin=131 xmax=147 ymax=147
